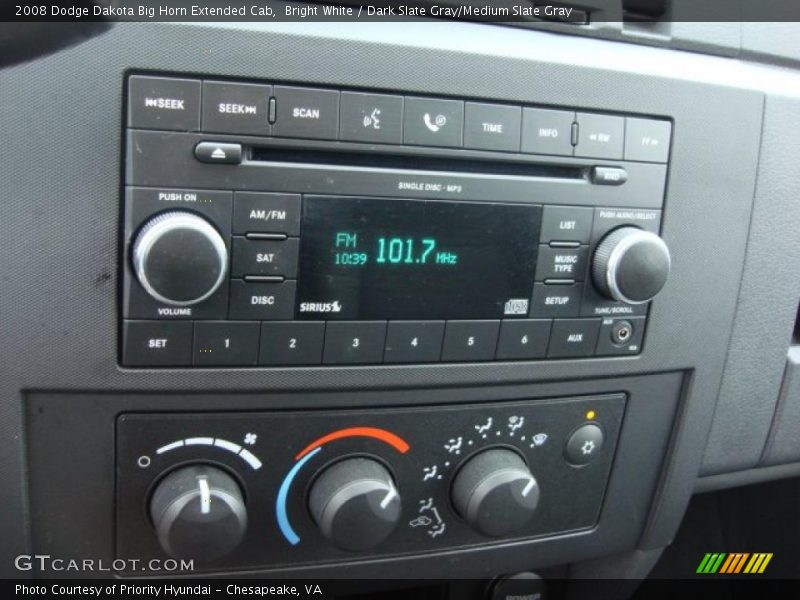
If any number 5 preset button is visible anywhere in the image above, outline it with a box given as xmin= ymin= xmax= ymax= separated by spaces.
xmin=441 ymin=320 xmax=500 ymax=362
xmin=323 ymin=322 xmax=387 ymax=365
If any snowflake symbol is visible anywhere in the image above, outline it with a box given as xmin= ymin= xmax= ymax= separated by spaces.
xmin=244 ymin=433 xmax=258 ymax=446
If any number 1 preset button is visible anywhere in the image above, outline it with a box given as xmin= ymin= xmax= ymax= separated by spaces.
xmin=384 ymin=321 xmax=445 ymax=363
xmin=323 ymin=321 xmax=388 ymax=364
xmin=260 ymin=322 xmax=325 ymax=365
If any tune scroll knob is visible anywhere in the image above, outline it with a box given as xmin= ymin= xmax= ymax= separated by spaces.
xmin=591 ymin=226 xmax=671 ymax=304
xmin=451 ymin=448 xmax=539 ymax=538
xmin=149 ymin=464 xmax=247 ymax=561
xmin=132 ymin=211 xmax=228 ymax=306
xmin=308 ymin=457 xmax=401 ymax=552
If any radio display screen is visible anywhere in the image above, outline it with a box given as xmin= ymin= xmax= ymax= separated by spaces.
xmin=297 ymin=196 xmax=541 ymax=320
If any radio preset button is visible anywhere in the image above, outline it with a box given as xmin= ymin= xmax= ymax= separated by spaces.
xmin=260 ymin=322 xmax=325 ymax=365
xmin=441 ymin=320 xmax=500 ymax=362
xmin=201 ymin=81 xmax=271 ymax=136
xmin=403 ymin=97 xmax=464 ymax=148
xmin=193 ymin=321 xmax=260 ymax=366
xmin=540 ymin=206 xmax=593 ymax=244
xmin=536 ymin=245 xmax=589 ymax=281
xmin=123 ymin=320 xmax=193 ymax=366
xmin=339 ymin=92 xmax=404 ymax=144
xmin=624 ymin=117 xmax=671 ymax=163
xmin=521 ymin=108 xmax=575 ymax=156
xmin=495 ymin=319 xmax=551 ymax=360
xmin=547 ymin=318 xmax=602 ymax=358
xmin=128 ymin=75 xmax=200 ymax=131
xmin=383 ymin=321 xmax=445 ymax=363
xmin=231 ymin=237 xmax=299 ymax=278
xmin=323 ymin=321 xmax=387 ymax=364
xmin=574 ymin=113 xmax=624 ymax=159
xmin=228 ymin=280 xmax=296 ymax=320
xmin=272 ymin=86 xmax=339 ymax=140
xmin=464 ymin=102 xmax=522 ymax=152
xmin=530 ymin=283 xmax=583 ymax=318
xmin=233 ymin=192 xmax=301 ymax=235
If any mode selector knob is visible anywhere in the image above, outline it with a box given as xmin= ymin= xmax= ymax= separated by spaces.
xmin=149 ymin=465 xmax=247 ymax=561
xmin=308 ymin=457 xmax=401 ymax=552
xmin=132 ymin=211 xmax=228 ymax=306
xmin=451 ymin=448 xmax=539 ymax=537
xmin=592 ymin=226 xmax=671 ymax=304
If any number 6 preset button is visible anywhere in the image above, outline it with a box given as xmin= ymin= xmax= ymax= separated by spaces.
xmin=323 ymin=321 xmax=387 ymax=365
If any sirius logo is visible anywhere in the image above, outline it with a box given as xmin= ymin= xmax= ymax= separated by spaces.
xmin=299 ymin=301 xmax=342 ymax=313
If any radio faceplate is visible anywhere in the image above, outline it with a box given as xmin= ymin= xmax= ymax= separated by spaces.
xmin=121 ymin=74 xmax=671 ymax=367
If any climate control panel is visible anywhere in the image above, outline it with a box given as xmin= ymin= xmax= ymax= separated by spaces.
xmin=116 ymin=394 xmax=624 ymax=572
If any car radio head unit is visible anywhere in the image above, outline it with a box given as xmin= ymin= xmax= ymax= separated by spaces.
xmin=121 ymin=74 xmax=672 ymax=367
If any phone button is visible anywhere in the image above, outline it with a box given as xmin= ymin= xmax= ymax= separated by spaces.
xmin=403 ymin=97 xmax=464 ymax=148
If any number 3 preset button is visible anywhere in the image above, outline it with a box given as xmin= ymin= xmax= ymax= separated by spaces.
xmin=323 ymin=321 xmax=387 ymax=365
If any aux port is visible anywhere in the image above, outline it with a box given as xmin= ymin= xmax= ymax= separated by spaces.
xmin=610 ymin=320 xmax=634 ymax=346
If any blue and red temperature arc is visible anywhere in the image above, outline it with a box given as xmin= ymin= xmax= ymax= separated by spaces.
xmin=275 ymin=427 xmax=410 ymax=545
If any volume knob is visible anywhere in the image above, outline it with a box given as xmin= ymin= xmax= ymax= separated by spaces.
xmin=132 ymin=211 xmax=228 ymax=306
xmin=591 ymin=227 xmax=671 ymax=304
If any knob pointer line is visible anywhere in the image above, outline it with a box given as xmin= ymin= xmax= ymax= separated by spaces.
xmin=276 ymin=427 xmax=410 ymax=546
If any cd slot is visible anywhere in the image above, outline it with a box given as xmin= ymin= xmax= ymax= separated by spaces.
xmin=249 ymin=146 xmax=585 ymax=180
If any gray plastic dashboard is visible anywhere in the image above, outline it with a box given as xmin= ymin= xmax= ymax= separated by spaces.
xmin=2 ymin=21 xmax=800 ymax=580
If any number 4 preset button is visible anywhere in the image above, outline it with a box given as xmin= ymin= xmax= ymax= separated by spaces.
xmin=260 ymin=322 xmax=325 ymax=365
xmin=384 ymin=321 xmax=445 ymax=363
xmin=323 ymin=321 xmax=387 ymax=365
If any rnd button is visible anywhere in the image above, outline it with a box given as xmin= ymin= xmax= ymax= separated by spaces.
xmin=229 ymin=281 xmax=296 ymax=320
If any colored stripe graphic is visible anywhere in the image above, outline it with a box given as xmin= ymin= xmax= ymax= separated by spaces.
xmin=698 ymin=552 xmax=773 ymax=574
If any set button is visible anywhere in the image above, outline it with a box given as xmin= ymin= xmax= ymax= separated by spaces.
xmin=123 ymin=321 xmax=193 ymax=366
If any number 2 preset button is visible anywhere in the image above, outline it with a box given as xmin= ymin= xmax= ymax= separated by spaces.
xmin=323 ymin=321 xmax=387 ymax=365
xmin=384 ymin=321 xmax=445 ymax=363
xmin=260 ymin=322 xmax=325 ymax=365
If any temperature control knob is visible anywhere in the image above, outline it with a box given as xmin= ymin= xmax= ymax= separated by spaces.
xmin=149 ymin=465 xmax=247 ymax=561
xmin=308 ymin=457 xmax=401 ymax=552
xmin=132 ymin=211 xmax=228 ymax=306
xmin=591 ymin=226 xmax=671 ymax=304
xmin=451 ymin=448 xmax=539 ymax=537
